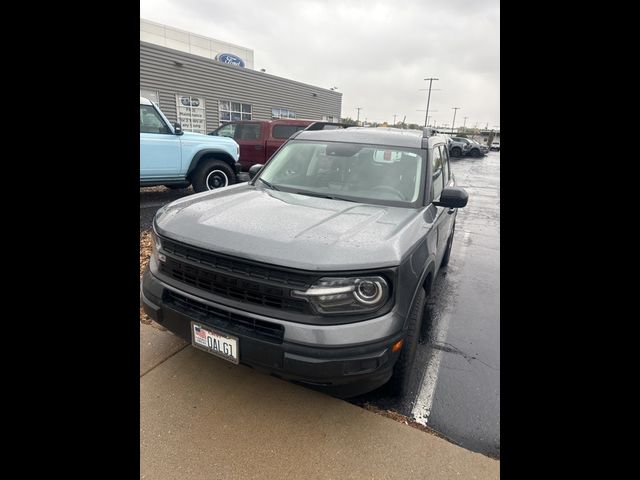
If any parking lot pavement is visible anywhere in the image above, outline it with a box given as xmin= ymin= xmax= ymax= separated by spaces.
xmin=140 ymin=322 xmax=499 ymax=480
xmin=140 ymin=186 xmax=194 ymax=231
xmin=140 ymin=321 xmax=188 ymax=377
xmin=350 ymin=151 xmax=500 ymax=458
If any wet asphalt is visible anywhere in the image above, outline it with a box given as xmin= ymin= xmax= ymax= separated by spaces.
xmin=349 ymin=152 xmax=500 ymax=458
xmin=139 ymin=151 xmax=500 ymax=458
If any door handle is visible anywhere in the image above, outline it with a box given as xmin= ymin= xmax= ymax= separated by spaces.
xmin=254 ymin=145 xmax=263 ymax=150
xmin=447 ymin=208 xmax=455 ymax=214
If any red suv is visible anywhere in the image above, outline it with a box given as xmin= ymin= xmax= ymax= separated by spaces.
xmin=209 ymin=119 xmax=317 ymax=171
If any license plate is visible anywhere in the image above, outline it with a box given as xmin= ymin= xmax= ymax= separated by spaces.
xmin=190 ymin=321 xmax=239 ymax=364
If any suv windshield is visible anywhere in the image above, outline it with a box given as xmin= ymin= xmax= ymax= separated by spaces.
xmin=257 ymin=140 xmax=426 ymax=205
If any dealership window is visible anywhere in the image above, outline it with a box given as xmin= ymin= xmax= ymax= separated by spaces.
xmin=176 ymin=95 xmax=206 ymax=134
xmin=272 ymin=108 xmax=296 ymax=119
xmin=140 ymin=89 xmax=159 ymax=105
xmin=322 ymin=115 xmax=339 ymax=123
xmin=219 ymin=100 xmax=252 ymax=122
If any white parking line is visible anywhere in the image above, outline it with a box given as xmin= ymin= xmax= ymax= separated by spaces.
xmin=411 ymin=231 xmax=471 ymax=426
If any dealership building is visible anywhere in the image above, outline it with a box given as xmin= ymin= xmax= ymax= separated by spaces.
xmin=140 ymin=19 xmax=342 ymax=134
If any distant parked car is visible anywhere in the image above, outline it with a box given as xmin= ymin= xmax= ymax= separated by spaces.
xmin=490 ymin=141 xmax=500 ymax=151
xmin=470 ymin=139 xmax=490 ymax=157
xmin=448 ymin=137 xmax=488 ymax=158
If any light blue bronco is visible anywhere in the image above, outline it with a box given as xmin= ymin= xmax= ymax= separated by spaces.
xmin=140 ymin=97 xmax=241 ymax=192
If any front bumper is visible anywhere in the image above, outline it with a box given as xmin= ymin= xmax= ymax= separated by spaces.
xmin=141 ymin=269 xmax=404 ymax=397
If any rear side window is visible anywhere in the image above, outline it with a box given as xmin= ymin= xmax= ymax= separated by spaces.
xmin=235 ymin=123 xmax=261 ymax=141
xmin=272 ymin=124 xmax=301 ymax=139
xmin=431 ymin=146 xmax=444 ymax=200
xmin=140 ymin=105 xmax=170 ymax=134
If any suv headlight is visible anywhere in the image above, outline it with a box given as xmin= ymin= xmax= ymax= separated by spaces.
xmin=292 ymin=276 xmax=389 ymax=314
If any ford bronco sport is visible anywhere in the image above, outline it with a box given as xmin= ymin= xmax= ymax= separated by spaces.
xmin=141 ymin=127 xmax=468 ymax=397
xmin=140 ymin=97 xmax=240 ymax=192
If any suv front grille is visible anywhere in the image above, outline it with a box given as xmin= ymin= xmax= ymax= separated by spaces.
xmin=159 ymin=237 xmax=312 ymax=313
xmin=164 ymin=289 xmax=284 ymax=344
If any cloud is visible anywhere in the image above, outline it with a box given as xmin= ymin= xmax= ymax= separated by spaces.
xmin=141 ymin=0 xmax=499 ymax=126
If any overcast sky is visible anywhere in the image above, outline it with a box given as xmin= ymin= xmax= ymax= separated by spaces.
xmin=140 ymin=0 xmax=499 ymax=128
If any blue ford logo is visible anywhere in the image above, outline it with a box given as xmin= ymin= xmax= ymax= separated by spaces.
xmin=215 ymin=53 xmax=245 ymax=68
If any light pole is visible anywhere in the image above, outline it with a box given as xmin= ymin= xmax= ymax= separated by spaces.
xmin=356 ymin=107 xmax=362 ymax=124
xmin=451 ymin=107 xmax=461 ymax=134
xmin=422 ymin=77 xmax=439 ymax=127
xmin=393 ymin=114 xmax=397 ymax=126
xmin=463 ymin=116 xmax=468 ymax=130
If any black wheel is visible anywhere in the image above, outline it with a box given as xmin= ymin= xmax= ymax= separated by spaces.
xmin=388 ymin=287 xmax=426 ymax=397
xmin=471 ymin=148 xmax=482 ymax=158
xmin=441 ymin=221 xmax=455 ymax=267
xmin=191 ymin=159 xmax=236 ymax=193
xmin=451 ymin=147 xmax=462 ymax=157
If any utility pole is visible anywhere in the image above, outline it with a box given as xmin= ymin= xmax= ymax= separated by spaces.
xmin=451 ymin=107 xmax=461 ymax=134
xmin=356 ymin=107 xmax=362 ymax=124
xmin=393 ymin=114 xmax=397 ymax=126
xmin=427 ymin=116 xmax=432 ymax=126
xmin=422 ymin=77 xmax=439 ymax=127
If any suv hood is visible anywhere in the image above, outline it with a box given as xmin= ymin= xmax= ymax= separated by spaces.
xmin=154 ymin=183 xmax=427 ymax=271
xmin=180 ymin=130 xmax=236 ymax=146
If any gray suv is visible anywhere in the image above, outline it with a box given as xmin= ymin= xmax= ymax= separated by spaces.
xmin=449 ymin=136 xmax=488 ymax=157
xmin=141 ymin=127 xmax=468 ymax=397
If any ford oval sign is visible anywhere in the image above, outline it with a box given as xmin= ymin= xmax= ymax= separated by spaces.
xmin=215 ymin=53 xmax=246 ymax=68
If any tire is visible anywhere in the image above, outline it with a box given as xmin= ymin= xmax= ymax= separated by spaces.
xmin=388 ymin=287 xmax=426 ymax=397
xmin=471 ymin=149 xmax=482 ymax=158
xmin=441 ymin=221 xmax=455 ymax=268
xmin=191 ymin=159 xmax=236 ymax=193
xmin=451 ymin=147 xmax=462 ymax=157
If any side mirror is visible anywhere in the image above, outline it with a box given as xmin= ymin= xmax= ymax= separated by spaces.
xmin=434 ymin=187 xmax=468 ymax=208
xmin=249 ymin=164 xmax=264 ymax=179
xmin=173 ymin=122 xmax=183 ymax=135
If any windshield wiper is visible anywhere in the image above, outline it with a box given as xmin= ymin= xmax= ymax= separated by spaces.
xmin=295 ymin=191 xmax=357 ymax=203
xmin=258 ymin=178 xmax=279 ymax=191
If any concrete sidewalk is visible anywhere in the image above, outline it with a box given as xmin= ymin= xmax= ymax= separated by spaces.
xmin=140 ymin=322 xmax=499 ymax=479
